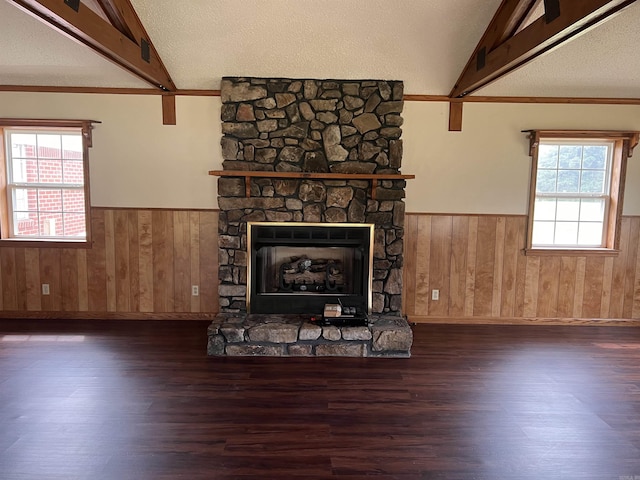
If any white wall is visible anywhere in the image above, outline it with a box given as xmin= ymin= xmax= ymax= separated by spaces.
xmin=402 ymin=102 xmax=640 ymax=214
xmin=0 ymin=92 xmax=220 ymax=209
xmin=1 ymin=92 xmax=639 ymax=214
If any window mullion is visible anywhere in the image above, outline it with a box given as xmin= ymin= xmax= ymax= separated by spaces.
xmin=10 ymin=183 xmax=84 ymax=189
xmin=536 ymin=192 xmax=607 ymax=199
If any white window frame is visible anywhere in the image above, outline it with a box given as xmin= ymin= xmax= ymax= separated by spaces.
xmin=524 ymin=130 xmax=639 ymax=255
xmin=532 ymin=139 xmax=614 ymax=248
xmin=0 ymin=119 xmax=98 ymax=247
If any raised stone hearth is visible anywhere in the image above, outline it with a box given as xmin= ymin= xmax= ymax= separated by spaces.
xmin=208 ymin=314 xmax=412 ymax=357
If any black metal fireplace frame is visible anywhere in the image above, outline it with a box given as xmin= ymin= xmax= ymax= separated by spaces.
xmin=247 ymin=222 xmax=374 ymax=315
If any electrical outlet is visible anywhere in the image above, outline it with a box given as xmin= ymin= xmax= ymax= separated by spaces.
xmin=431 ymin=289 xmax=439 ymax=301
xmin=42 ymin=284 xmax=50 ymax=295
xmin=191 ymin=285 xmax=199 ymax=296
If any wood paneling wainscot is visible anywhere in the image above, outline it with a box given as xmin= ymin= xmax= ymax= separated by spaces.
xmin=403 ymin=213 xmax=640 ymax=325
xmin=0 ymin=208 xmax=219 ymax=319
xmin=4 ymin=209 xmax=640 ymax=325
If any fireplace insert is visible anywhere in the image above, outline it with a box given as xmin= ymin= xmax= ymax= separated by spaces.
xmin=247 ymin=222 xmax=374 ymax=315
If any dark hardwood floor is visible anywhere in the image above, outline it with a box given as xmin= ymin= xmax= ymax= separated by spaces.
xmin=1 ymin=319 xmax=640 ymax=479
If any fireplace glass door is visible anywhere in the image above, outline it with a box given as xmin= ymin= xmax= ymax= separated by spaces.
xmin=248 ymin=222 xmax=374 ymax=314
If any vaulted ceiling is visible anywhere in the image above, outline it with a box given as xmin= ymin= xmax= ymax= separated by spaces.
xmin=1 ymin=0 xmax=639 ymax=98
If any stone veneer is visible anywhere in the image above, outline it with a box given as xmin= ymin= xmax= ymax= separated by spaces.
xmin=217 ymin=77 xmax=407 ymax=315
xmin=208 ymin=315 xmax=413 ymax=358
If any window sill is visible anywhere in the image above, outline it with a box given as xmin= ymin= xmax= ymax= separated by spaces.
xmin=525 ymin=247 xmax=620 ymax=257
xmin=0 ymin=238 xmax=91 ymax=249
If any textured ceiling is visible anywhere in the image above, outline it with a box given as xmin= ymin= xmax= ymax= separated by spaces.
xmin=0 ymin=0 xmax=148 ymax=88
xmin=0 ymin=0 xmax=639 ymax=97
xmin=130 ymin=0 xmax=500 ymax=93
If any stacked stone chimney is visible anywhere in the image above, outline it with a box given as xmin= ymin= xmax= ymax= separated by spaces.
xmin=218 ymin=77 xmax=406 ymax=316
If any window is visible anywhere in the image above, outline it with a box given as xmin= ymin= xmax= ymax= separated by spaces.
xmin=524 ymin=130 xmax=638 ymax=254
xmin=0 ymin=119 xmax=98 ymax=245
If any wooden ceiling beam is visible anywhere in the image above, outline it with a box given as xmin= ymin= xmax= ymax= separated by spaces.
xmin=96 ymin=0 xmax=176 ymax=95
xmin=450 ymin=0 xmax=637 ymax=98
xmin=8 ymin=0 xmax=176 ymax=91
xmin=448 ymin=101 xmax=463 ymax=132
xmin=450 ymin=0 xmax=536 ymax=101
xmin=493 ymin=0 xmax=541 ymax=46
xmin=94 ymin=0 xmax=136 ymax=42
xmin=95 ymin=0 xmax=166 ymax=66
xmin=485 ymin=0 xmax=538 ymax=52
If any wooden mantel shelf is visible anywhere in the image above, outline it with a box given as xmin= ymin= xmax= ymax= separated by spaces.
xmin=209 ymin=170 xmax=415 ymax=200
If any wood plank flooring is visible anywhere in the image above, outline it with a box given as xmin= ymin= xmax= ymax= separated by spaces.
xmin=1 ymin=320 xmax=640 ymax=479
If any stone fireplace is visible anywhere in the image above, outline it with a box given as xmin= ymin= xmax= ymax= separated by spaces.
xmin=207 ymin=77 xmax=413 ymax=357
